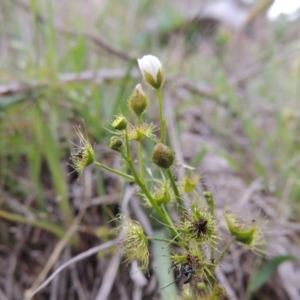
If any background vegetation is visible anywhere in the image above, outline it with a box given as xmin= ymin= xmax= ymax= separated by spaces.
xmin=0 ymin=0 xmax=300 ymax=299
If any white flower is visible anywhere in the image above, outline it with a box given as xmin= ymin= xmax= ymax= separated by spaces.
xmin=137 ymin=55 xmax=164 ymax=89
xmin=138 ymin=55 xmax=161 ymax=78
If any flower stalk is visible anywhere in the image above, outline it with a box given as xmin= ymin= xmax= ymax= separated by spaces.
xmin=94 ymin=161 xmax=134 ymax=182
xmin=166 ymin=169 xmax=183 ymax=208
xmin=137 ymin=141 xmax=145 ymax=183
xmin=215 ymin=238 xmax=235 ymax=265
xmin=146 ymin=236 xmax=180 ymax=247
xmin=123 ymin=133 xmax=180 ymax=240
xmin=157 ymin=88 xmax=166 ymax=143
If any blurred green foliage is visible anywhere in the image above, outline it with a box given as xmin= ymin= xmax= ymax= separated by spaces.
xmin=0 ymin=2 xmax=299 ymax=297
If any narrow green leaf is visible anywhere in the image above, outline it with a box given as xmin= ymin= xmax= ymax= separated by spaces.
xmin=0 ymin=94 xmax=28 ymax=111
xmin=152 ymin=228 xmax=178 ymax=300
xmin=191 ymin=147 xmax=207 ymax=168
xmin=0 ymin=210 xmax=65 ymax=239
xmin=34 ymin=105 xmax=73 ymax=225
xmin=249 ymin=255 xmax=297 ymax=292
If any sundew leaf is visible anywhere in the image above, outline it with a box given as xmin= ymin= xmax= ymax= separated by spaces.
xmin=249 ymin=255 xmax=297 ymax=292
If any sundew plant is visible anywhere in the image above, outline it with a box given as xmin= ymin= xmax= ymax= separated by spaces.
xmin=68 ymin=55 xmax=264 ymax=299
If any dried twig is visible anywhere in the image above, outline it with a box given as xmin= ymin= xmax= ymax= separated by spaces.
xmin=69 ymin=247 xmax=88 ymax=300
xmin=116 ymin=282 xmax=130 ymax=300
xmin=0 ymin=69 xmax=139 ymax=96
xmin=13 ymin=0 xmax=135 ymax=61
xmin=24 ymin=169 xmax=93 ymax=299
xmin=130 ymin=260 xmax=147 ymax=300
xmin=94 ymin=185 xmax=135 ymax=300
xmin=88 ymin=193 xmax=121 ymax=207
xmin=0 ymin=289 xmax=8 ymax=300
xmin=215 ymin=268 xmax=238 ymax=300
xmin=239 ymin=177 xmax=263 ymax=206
xmin=25 ymin=239 xmax=118 ymax=300
xmin=94 ymin=251 xmax=123 ymax=300
xmin=6 ymin=225 xmax=30 ymax=299
xmin=175 ymin=78 xmax=220 ymax=101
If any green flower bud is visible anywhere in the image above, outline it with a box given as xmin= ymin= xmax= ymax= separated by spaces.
xmin=151 ymin=143 xmax=174 ymax=169
xmin=127 ymin=123 xmax=157 ymax=142
xmin=109 ymin=136 xmax=123 ymax=152
xmin=128 ymin=84 xmax=149 ymax=116
xmin=141 ymin=181 xmax=173 ymax=207
xmin=152 ymin=189 xmax=171 ymax=205
xmin=203 ymin=191 xmax=215 ymax=215
xmin=112 ymin=114 xmax=128 ymax=130
xmin=152 ymin=181 xmax=172 ymax=205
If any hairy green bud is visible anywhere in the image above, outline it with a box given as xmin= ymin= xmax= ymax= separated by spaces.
xmin=112 ymin=114 xmax=128 ymax=130
xmin=152 ymin=181 xmax=172 ymax=205
xmin=203 ymin=191 xmax=215 ymax=215
xmin=151 ymin=143 xmax=174 ymax=169
xmin=127 ymin=123 xmax=157 ymax=142
xmin=115 ymin=215 xmax=149 ymax=269
xmin=128 ymin=84 xmax=149 ymax=116
xmin=109 ymin=136 xmax=123 ymax=152
xmin=152 ymin=188 xmax=171 ymax=205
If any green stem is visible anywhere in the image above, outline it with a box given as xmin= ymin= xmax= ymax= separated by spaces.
xmin=203 ymin=191 xmax=215 ymax=217
xmin=157 ymin=88 xmax=165 ymax=143
xmin=161 ymin=205 xmax=176 ymax=232
xmin=94 ymin=161 xmax=134 ymax=182
xmin=137 ymin=141 xmax=145 ymax=183
xmin=124 ymin=134 xmax=181 ymax=241
xmin=146 ymin=236 xmax=180 ymax=246
xmin=215 ymin=238 xmax=235 ymax=265
xmin=137 ymin=115 xmax=143 ymax=123
xmin=203 ymin=191 xmax=216 ymax=260
xmin=127 ymin=157 xmax=174 ymax=233
xmin=166 ymin=169 xmax=183 ymax=209
xmin=210 ymin=243 xmax=215 ymax=262
xmin=125 ymin=128 xmax=130 ymax=158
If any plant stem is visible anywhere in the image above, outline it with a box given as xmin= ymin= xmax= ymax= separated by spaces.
xmin=210 ymin=243 xmax=215 ymax=262
xmin=127 ymin=157 xmax=175 ymax=234
xmin=124 ymin=133 xmax=181 ymax=241
xmin=146 ymin=236 xmax=180 ymax=246
xmin=137 ymin=141 xmax=144 ymax=183
xmin=215 ymin=238 xmax=235 ymax=265
xmin=166 ymin=169 xmax=183 ymax=209
xmin=157 ymin=88 xmax=165 ymax=143
xmin=94 ymin=161 xmax=134 ymax=182
xmin=203 ymin=191 xmax=215 ymax=217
